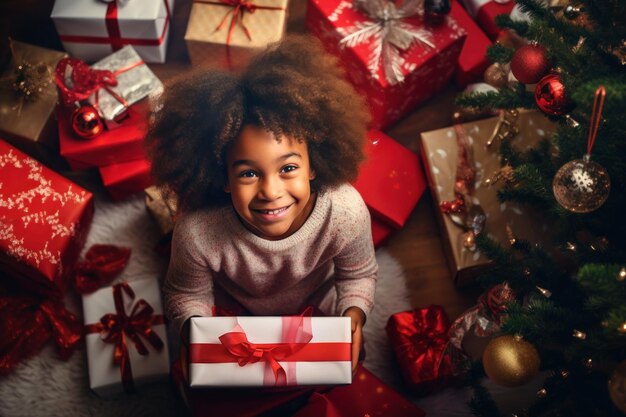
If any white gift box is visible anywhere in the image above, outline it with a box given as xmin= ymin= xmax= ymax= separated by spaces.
xmin=189 ymin=316 xmax=352 ymax=387
xmin=82 ymin=278 xmax=170 ymax=397
xmin=51 ymin=0 xmax=174 ymax=63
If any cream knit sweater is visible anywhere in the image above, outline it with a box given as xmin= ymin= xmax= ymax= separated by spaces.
xmin=164 ymin=183 xmax=378 ymax=335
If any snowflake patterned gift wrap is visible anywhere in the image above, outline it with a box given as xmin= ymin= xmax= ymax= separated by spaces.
xmin=419 ymin=111 xmax=555 ymax=287
xmin=189 ymin=315 xmax=352 ymax=387
xmin=306 ymin=0 xmax=466 ymax=130
xmin=0 ymin=139 xmax=93 ymax=297
xmin=83 ymin=279 xmax=170 ymax=397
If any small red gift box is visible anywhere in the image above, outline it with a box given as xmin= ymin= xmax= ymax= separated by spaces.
xmin=0 ymin=139 xmax=94 ymax=297
xmin=99 ymin=158 xmax=152 ymax=201
xmin=371 ymin=217 xmax=395 ymax=249
xmin=386 ymin=305 xmax=459 ymax=394
xmin=292 ymin=365 xmax=426 ymax=417
xmin=353 ymin=130 xmax=426 ymax=230
xmin=451 ymin=0 xmax=492 ymax=87
xmin=307 ymin=0 xmax=466 ymax=129
xmin=58 ymin=100 xmax=149 ymax=170
xmin=459 ymin=0 xmax=515 ymax=39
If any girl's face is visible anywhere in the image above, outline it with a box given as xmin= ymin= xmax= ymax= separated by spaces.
xmin=225 ymin=125 xmax=316 ymax=240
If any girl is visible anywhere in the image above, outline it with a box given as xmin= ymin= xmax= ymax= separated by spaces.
xmin=147 ymin=35 xmax=377 ymax=371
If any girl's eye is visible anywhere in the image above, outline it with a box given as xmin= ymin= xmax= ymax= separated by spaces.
xmin=281 ymin=165 xmax=298 ymax=174
xmin=238 ymin=170 xmax=257 ymax=178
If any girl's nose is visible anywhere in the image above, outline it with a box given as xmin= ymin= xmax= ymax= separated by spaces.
xmin=257 ymin=176 xmax=283 ymax=201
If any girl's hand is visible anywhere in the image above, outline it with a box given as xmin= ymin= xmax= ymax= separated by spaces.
xmin=343 ymin=306 xmax=365 ymax=372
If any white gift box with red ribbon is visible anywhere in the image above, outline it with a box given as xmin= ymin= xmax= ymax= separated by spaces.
xmin=83 ymin=279 xmax=170 ymax=397
xmin=51 ymin=0 xmax=174 ymax=63
xmin=189 ymin=316 xmax=352 ymax=387
xmin=458 ymin=0 xmax=514 ymax=39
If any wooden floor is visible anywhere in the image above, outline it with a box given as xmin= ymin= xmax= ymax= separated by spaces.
xmin=2 ymin=0 xmax=482 ymax=320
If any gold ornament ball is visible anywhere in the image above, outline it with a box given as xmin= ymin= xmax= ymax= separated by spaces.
xmin=482 ymin=335 xmax=541 ymax=387
xmin=608 ymin=360 xmax=626 ymax=413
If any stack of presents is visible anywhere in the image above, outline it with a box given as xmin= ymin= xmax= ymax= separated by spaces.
xmin=0 ymin=0 xmax=556 ymax=414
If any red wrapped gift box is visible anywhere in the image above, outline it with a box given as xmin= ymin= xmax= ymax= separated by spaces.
xmin=307 ymin=0 xmax=466 ymax=129
xmin=58 ymin=100 xmax=149 ymax=170
xmin=371 ymin=217 xmax=395 ymax=249
xmin=451 ymin=0 xmax=492 ymax=88
xmin=353 ymin=130 xmax=426 ymax=230
xmin=99 ymin=158 xmax=152 ymax=201
xmin=0 ymin=139 xmax=94 ymax=297
xmin=386 ymin=305 xmax=460 ymax=395
xmin=293 ymin=365 xmax=426 ymax=417
xmin=459 ymin=0 xmax=515 ymax=39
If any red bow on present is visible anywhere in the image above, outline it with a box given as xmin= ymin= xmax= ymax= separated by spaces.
xmin=386 ymin=305 xmax=457 ymax=393
xmin=194 ymin=0 xmax=285 ymax=45
xmin=74 ymin=244 xmax=131 ymax=295
xmin=84 ymin=282 xmax=165 ymax=392
xmin=0 ymin=292 xmax=82 ymax=375
xmin=54 ymin=57 xmax=143 ymax=110
xmin=217 ymin=307 xmax=313 ymax=385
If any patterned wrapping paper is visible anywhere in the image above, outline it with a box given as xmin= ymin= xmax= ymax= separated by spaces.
xmin=82 ymin=278 xmax=170 ymax=397
xmin=51 ymin=0 xmax=175 ymax=63
xmin=306 ymin=0 xmax=466 ymax=129
xmin=419 ymin=111 xmax=555 ymax=286
xmin=0 ymin=139 xmax=93 ymax=298
xmin=87 ymin=45 xmax=163 ymax=123
xmin=0 ymin=41 xmax=67 ymax=169
xmin=184 ymin=0 xmax=289 ymax=69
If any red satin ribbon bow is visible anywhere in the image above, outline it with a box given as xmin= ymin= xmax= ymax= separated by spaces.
xmin=386 ymin=305 xmax=454 ymax=390
xmin=195 ymin=0 xmax=285 ymax=45
xmin=54 ymin=57 xmax=143 ymax=109
xmin=84 ymin=282 xmax=165 ymax=392
xmin=218 ymin=307 xmax=313 ymax=385
xmin=0 ymin=293 xmax=82 ymax=375
xmin=74 ymin=244 xmax=131 ymax=295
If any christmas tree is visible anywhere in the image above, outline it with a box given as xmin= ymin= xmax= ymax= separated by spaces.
xmin=456 ymin=0 xmax=626 ymax=416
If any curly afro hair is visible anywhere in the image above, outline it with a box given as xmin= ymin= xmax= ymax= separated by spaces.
xmin=146 ymin=35 xmax=371 ymax=212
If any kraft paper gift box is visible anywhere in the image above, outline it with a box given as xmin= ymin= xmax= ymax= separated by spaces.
xmin=51 ymin=0 xmax=175 ymax=63
xmin=458 ymin=0 xmax=515 ymax=39
xmin=0 ymin=139 xmax=93 ymax=298
xmin=306 ymin=0 xmax=466 ymax=130
xmin=144 ymin=185 xmax=177 ymax=237
xmin=189 ymin=315 xmax=352 ymax=387
xmin=0 ymin=41 xmax=68 ymax=170
xmin=184 ymin=0 xmax=288 ymax=69
xmin=99 ymin=158 xmax=152 ymax=201
xmin=451 ymin=0 xmax=492 ymax=88
xmin=82 ymin=279 xmax=170 ymax=397
xmin=353 ymin=130 xmax=427 ymax=230
xmin=58 ymin=99 xmax=150 ymax=170
xmin=419 ymin=110 xmax=555 ymax=286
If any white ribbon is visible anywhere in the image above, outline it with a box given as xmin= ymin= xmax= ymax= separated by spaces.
xmin=338 ymin=0 xmax=435 ymax=85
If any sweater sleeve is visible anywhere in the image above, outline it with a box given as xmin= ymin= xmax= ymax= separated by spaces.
xmin=163 ymin=213 xmax=214 ymax=338
xmin=333 ymin=191 xmax=378 ymax=319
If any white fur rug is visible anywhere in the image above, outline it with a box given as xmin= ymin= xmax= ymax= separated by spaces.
xmin=0 ymin=196 xmax=419 ymax=417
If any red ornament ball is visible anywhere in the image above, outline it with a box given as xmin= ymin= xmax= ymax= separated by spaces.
xmin=534 ymin=74 xmax=572 ymax=116
xmin=510 ymin=44 xmax=551 ymax=84
xmin=71 ymin=105 xmax=103 ymax=139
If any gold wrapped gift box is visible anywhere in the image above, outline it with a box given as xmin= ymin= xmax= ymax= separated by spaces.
xmin=420 ymin=111 xmax=556 ymax=287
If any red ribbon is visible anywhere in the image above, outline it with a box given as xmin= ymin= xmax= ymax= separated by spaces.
xmin=74 ymin=244 xmax=131 ymax=295
xmin=190 ymin=307 xmax=352 ymax=386
xmin=586 ymin=85 xmax=606 ymax=156
xmin=54 ymin=57 xmax=144 ymax=110
xmin=84 ymin=282 xmax=165 ymax=392
xmin=0 ymin=292 xmax=82 ymax=375
xmin=385 ymin=305 xmax=454 ymax=391
xmin=194 ymin=0 xmax=285 ymax=46
xmin=59 ymin=0 xmax=171 ymax=50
